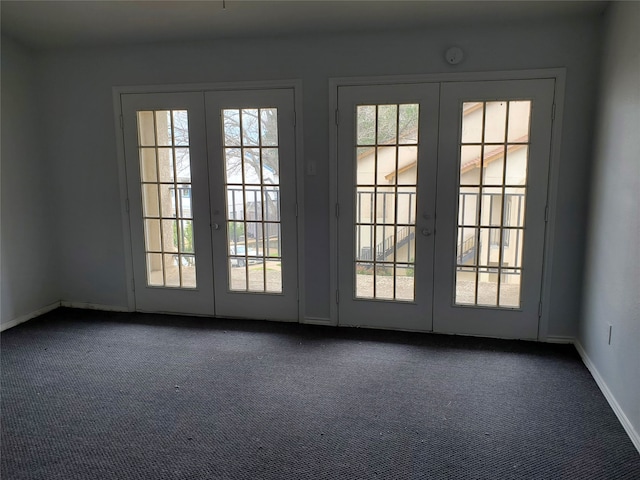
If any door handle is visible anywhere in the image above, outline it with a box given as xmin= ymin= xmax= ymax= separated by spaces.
xmin=212 ymin=223 xmax=220 ymax=230
xmin=421 ymin=228 xmax=433 ymax=237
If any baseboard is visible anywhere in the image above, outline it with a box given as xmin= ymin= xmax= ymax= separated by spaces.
xmin=60 ymin=301 xmax=131 ymax=312
xmin=574 ymin=339 xmax=640 ymax=453
xmin=302 ymin=316 xmax=335 ymax=326
xmin=0 ymin=302 xmax=61 ymax=332
xmin=545 ymin=335 xmax=575 ymax=344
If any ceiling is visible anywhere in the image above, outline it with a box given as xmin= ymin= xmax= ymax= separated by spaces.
xmin=1 ymin=1 xmax=608 ymax=51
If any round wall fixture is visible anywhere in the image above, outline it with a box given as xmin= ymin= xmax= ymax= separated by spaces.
xmin=445 ymin=46 xmax=464 ymax=65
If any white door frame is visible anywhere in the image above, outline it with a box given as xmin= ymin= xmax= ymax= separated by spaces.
xmin=113 ymin=80 xmax=306 ymax=321
xmin=329 ymin=69 xmax=566 ymax=340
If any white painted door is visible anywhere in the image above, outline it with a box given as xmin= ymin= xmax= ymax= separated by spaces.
xmin=335 ymin=78 xmax=555 ymax=339
xmin=205 ymin=89 xmax=299 ymax=321
xmin=122 ymin=89 xmax=298 ymax=320
xmin=337 ymin=84 xmax=440 ymax=331
xmin=122 ymin=92 xmax=215 ymax=315
xmin=433 ymin=79 xmax=555 ymax=339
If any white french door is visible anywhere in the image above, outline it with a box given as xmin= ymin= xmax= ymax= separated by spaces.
xmin=434 ymin=79 xmax=555 ymax=338
xmin=336 ymin=79 xmax=555 ymax=339
xmin=121 ymin=88 xmax=298 ymax=320
xmin=122 ymin=92 xmax=214 ymax=315
xmin=337 ymin=84 xmax=440 ymax=331
xmin=206 ymin=89 xmax=298 ymax=321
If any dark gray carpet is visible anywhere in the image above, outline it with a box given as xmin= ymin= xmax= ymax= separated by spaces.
xmin=1 ymin=308 xmax=638 ymax=479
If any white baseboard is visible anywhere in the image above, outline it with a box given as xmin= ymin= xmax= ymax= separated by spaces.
xmin=302 ymin=316 xmax=335 ymax=326
xmin=60 ymin=301 xmax=131 ymax=312
xmin=545 ymin=335 xmax=575 ymax=344
xmin=0 ymin=302 xmax=61 ymax=332
xmin=574 ymin=339 xmax=640 ymax=453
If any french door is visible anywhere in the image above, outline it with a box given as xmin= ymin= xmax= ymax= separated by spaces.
xmin=433 ymin=80 xmax=555 ymax=338
xmin=337 ymin=84 xmax=440 ymax=331
xmin=206 ymin=90 xmax=298 ymax=320
xmin=336 ymin=79 xmax=555 ymax=339
xmin=121 ymin=89 xmax=298 ymax=320
xmin=122 ymin=93 xmax=214 ymax=315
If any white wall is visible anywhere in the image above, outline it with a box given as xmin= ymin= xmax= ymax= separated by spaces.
xmin=36 ymin=16 xmax=601 ymax=333
xmin=1 ymin=36 xmax=59 ymax=327
xmin=580 ymin=2 xmax=640 ymax=444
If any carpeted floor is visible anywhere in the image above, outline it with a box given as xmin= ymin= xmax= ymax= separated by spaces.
xmin=1 ymin=308 xmax=639 ymax=479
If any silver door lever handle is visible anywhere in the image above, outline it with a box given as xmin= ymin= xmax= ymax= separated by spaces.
xmin=212 ymin=223 xmax=220 ymax=230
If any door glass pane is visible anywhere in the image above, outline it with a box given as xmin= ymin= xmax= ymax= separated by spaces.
xmin=181 ymin=255 xmax=197 ymax=288
xmin=397 ymin=146 xmax=418 ymax=184
xmin=260 ymin=109 xmax=278 ymax=146
xmin=459 ymin=187 xmax=479 ymax=226
xmin=243 ymin=149 xmax=261 ymax=184
xmin=163 ymin=254 xmax=181 ymax=287
xmin=461 ymin=102 xmax=483 ymax=143
xmin=175 ymin=148 xmax=191 ymax=182
xmin=354 ymin=104 xmax=419 ymax=302
xmin=507 ymin=101 xmax=531 ymax=142
xmin=225 ymin=148 xmax=243 ymax=183
xmin=223 ymin=110 xmax=241 ymax=146
xmin=155 ymin=111 xmax=172 ymax=146
xmin=157 ymin=148 xmax=174 ymax=182
xmin=142 ymin=184 xmax=159 ymax=218
xmin=229 ymin=259 xmax=247 ymax=291
xmin=477 ymin=267 xmax=498 ymax=306
xmin=455 ymin=101 xmax=531 ymax=308
xmin=144 ymin=219 xmax=161 ymax=252
xmin=377 ymin=105 xmax=397 ymax=144
xmin=262 ymin=148 xmax=279 ymax=183
xmin=161 ymin=219 xmax=178 ymax=253
xmin=357 ymin=106 xmax=376 ymax=145
xmin=484 ymin=101 xmax=507 ymax=143
xmin=248 ymin=263 xmax=265 ymax=292
xmin=265 ymin=259 xmax=282 ymax=293
xmin=159 ymin=184 xmax=176 ymax=218
xmin=375 ymin=264 xmax=395 ymax=299
xmin=146 ymin=253 xmax=163 ymax=286
xmin=481 ymin=146 xmax=505 ymax=186
xmin=140 ymin=148 xmax=157 ymax=182
xmin=356 ymin=148 xmax=375 ymax=185
xmin=395 ymin=266 xmax=415 ymax=301
xmin=499 ymin=269 xmax=521 ymax=307
xmin=137 ymin=112 xmax=155 ymax=146
xmin=355 ymin=262 xmax=374 ymax=298
xmin=222 ymin=107 xmax=283 ymax=293
xmin=460 ymin=145 xmax=482 ymax=185
xmin=172 ymin=111 xmax=190 ymax=146
xmin=505 ymin=146 xmax=528 ymax=185
xmin=455 ymin=267 xmax=476 ymax=305
xmin=136 ymin=110 xmax=197 ymax=288
xmin=457 ymin=227 xmax=478 ymax=266
xmin=398 ymin=105 xmax=419 ymax=144
xmin=376 ymin=147 xmax=396 ymax=184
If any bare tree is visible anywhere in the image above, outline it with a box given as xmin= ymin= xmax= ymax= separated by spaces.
xmin=357 ymin=104 xmax=419 ymax=145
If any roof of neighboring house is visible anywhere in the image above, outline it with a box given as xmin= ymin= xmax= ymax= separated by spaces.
xmin=460 ymin=138 xmax=528 ymax=174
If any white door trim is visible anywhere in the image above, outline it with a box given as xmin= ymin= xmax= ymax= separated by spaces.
xmin=329 ymin=69 xmax=566 ymax=339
